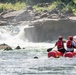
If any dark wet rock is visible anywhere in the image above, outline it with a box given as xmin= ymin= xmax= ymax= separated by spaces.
xmin=4 ymin=47 xmax=13 ymax=51
xmin=43 ymin=10 xmax=48 ymax=13
xmin=15 ymin=46 xmax=21 ymax=49
xmin=0 ymin=43 xmax=7 ymax=46
xmin=34 ymin=56 xmax=38 ymax=59
xmin=0 ymin=43 xmax=12 ymax=50
xmin=49 ymin=9 xmax=58 ymax=15
xmin=63 ymin=9 xmax=74 ymax=16
xmin=26 ymin=6 xmax=33 ymax=10
xmin=40 ymin=13 xmax=48 ymax=18
xmin=48 ymin=14 xmax=59 ymax=19
xmin=34 ymin=12 xmax=41 ymax=16
xmin=23 ymin=47 xmax=25 ymax=49
xmin=37 ymin=3 xmax=50 ymax=7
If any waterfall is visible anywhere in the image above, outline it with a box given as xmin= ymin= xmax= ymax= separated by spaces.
xmin=0 ymin=24 xmax=54 ymax=50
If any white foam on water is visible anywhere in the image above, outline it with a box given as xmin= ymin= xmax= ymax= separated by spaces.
xmin=0 ymin=25 xmax=55 ymax=49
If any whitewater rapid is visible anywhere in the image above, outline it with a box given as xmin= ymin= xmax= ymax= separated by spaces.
xmin=0 ymin=25 xmax=76 ymax=75
xmin=0 ymin=25 xmax=56 ymax=50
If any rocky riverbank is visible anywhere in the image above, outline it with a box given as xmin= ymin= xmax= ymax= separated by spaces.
xmin=0 ymin=5 xmax=75 ymax=26
xmin=0 ymin=43 xmax=22 ymax=50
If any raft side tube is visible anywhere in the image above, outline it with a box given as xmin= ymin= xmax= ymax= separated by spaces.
xmin=48 ymin=50 xmax=59 ymax=58
xmin=63 ymin=52 xmax=74 ymax=58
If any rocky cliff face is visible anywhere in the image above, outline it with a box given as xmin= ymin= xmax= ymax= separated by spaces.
xmin=24 ymin=18 xmax=76 ymax=42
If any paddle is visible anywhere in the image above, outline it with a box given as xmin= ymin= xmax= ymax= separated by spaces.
xmin=47 ymin=46 xmax=55 ymax=52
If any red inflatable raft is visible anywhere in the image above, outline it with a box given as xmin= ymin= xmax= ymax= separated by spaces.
xmin=63 ymin=52 xmax=73 ymax=58
xmin=48 ymin=50 xmax=76 ymax=58
xmin=48 ymin=51 xmax=63 ymax=58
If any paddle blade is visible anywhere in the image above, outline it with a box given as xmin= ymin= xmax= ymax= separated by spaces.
xmin=47 ymin=48 xmax=53 ymax=52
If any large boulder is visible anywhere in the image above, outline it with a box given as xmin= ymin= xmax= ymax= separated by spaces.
xmin=15 ymin=46 xmax=21 ymax=49
xmin=23 ymin=18 xmax=76 ymax=42
xmin=0 ymin=43 xmax=12 ymax=50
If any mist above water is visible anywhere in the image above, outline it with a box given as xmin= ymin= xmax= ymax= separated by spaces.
xmin=0 ymin=25 xmax=56 ymax=50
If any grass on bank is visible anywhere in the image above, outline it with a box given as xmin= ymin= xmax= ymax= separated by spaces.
xmin=0 ymin=2 xmax=26 ymax=12
xmin=33 ymin=1 xmax=76 ymax=15
xmin=33 ymin=1 xmax=69 ymax=14
xmin=0 ymin=1 xmax=76 ymax=15
xmin=33 ymin=2 xmax=59 ymax=12
xmin=1 ymin=1 xmax=59 ymax=12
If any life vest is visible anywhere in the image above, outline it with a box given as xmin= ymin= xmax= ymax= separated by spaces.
xmin=66 ymin=40 xmax=73 ymax=48
xmin=57 ymin=40 xmax=63 ymax=49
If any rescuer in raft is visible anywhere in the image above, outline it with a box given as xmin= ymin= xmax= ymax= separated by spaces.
xmin=55 ymin=36 xmax=66 ymax=54
xmin=66 ymin=36 xmax=76 ymax=52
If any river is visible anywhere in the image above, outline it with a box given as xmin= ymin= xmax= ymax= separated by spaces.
xmin=0 ymin=47 xmax=76 ymax=75
xmin=0 ymin=25 xmax=76 ymax=75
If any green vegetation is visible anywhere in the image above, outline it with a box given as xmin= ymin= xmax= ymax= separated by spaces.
xmin=0 ymin=2 xmax=26 ymax=12
xmin=33 ymin=2 xmax=58 ymax=12
xmin=27 ymin=0 xmax=76 ymax=15
xmin=0 ymin=0 xmax=22 ymax=3
xmin=0 ymin=0 xmax=76 ymax=15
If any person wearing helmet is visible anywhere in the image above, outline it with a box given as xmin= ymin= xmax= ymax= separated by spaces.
xmin=55 ymin=36 xmax=66 ymax=54
xmin=66 ymin=36 xmax=76 ymax=52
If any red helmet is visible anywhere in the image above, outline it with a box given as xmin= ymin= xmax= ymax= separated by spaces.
xmin=68 ymin=36 xmax=73 ymax=40
xmin=59 ymin=36 xmax=63 ymax=40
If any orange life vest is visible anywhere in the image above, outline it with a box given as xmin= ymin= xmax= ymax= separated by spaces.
xmin=66 ymin=40 xmax=73 ymax=48
xmin=57 ymin=40 xmax=63 ymax=49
